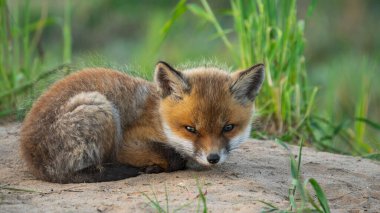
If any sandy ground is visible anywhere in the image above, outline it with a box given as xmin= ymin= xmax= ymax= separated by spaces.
xmin=0 ymin=122 xmax=379 ymax=213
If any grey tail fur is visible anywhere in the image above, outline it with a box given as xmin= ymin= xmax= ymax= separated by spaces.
xmin=42 ymin=91 xmax=126 ymax=183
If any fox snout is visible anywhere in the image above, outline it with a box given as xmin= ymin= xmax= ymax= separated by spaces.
xmin=193 ymin=146 xmax=230 ymax=166
xmin=207 ymin=153 xmax=220 ymax=164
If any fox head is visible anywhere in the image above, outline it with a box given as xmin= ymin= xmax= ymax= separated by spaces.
xmin=155 ymin=61 xmax=264 ymax=166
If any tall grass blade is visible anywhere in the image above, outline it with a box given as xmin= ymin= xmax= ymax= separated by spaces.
xmin=355 ymin=117 xmax=380 ymax=130
xmin=165 ymin=183 xmax=169 ymax=213
xmin=193 ymin=0 xmax=233 ymax=51
xmin=63 ymin=0 xmax=72 ymax=63
xmin=196 ymin=179 xmax=208 ymax=213
xmin=159 ymin=0 xmax=188 ymax=49
xmin=354 ymin=77 xmax=370 ymax=152
xmin=307 ymin=178 xmax=331 ymax=213
xmin=274 ymin=138 xmax=290 ymax=151
xmin=255 ymin=200 xmax=279 ymax=212
xmin=306 ymin=0 xmax=318 ymax=17
xmin=141 ymin=191 xmax=165 ymax=213
xmin=187 ymin=3 xmax=210 ymax=21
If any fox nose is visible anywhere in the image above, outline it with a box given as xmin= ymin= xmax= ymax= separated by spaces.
xmin=207 ymin=154 xmax=220 ymax=164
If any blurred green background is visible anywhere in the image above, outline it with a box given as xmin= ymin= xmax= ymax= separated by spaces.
xmin=1 ymin=0 xmax=379 ymax=157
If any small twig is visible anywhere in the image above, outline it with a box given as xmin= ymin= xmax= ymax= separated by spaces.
xmin=0 ymin=186 xmax=39 ymax=193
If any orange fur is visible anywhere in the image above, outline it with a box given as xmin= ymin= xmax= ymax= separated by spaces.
xmin=20 ymin=62 xmax=264 ymax=183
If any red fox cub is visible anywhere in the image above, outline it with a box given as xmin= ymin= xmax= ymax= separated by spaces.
xmin=20 ymin=61 xmax=265 ymax=183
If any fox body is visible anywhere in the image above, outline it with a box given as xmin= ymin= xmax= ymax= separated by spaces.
xmin=20 ymin=62 xmax=264 ymax=183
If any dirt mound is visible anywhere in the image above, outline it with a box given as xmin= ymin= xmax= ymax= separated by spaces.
xmin=1 ymin=122 xmax=379 ymax=212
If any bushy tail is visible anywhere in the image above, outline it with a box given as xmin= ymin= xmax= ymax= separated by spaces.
xmin=42 ymin=91 xmax=126 ymax=183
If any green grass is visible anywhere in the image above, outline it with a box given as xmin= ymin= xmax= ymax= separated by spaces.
xmin=184 ymin=0 xmax=316 ymax=138
xmin=1 ymin=0 xmax=379 ymax=158
xmin=307 ymin=55 xmax=380 ymax=156
xmin=260 ymin=140 xmax=331 ymax=213
xmin=0 ymin=0 xmax=71 ymax=118
xmin=162 ymin=0 xmax=380 ymax=157
xmin=142 ymin=179 xmax=208 ymax=213
xmin=142 ymin=141 xmax=331 ymax=213
xmin=164 ymin=0 xmax=319 ymax=142
xmin=63 ymin=0 xmax=72 ymax=64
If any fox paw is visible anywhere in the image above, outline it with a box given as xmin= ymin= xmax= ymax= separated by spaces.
xmin=142 ymin=165 xmax=165 ymax=174
xmin=186 ymin=159 xmax=210 ymax=171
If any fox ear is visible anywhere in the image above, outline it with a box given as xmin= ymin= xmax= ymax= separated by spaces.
xmin=154 ymin=61 xmax=190 ymax=99
xmin=230 ymin=63 xmax=265 ymax=104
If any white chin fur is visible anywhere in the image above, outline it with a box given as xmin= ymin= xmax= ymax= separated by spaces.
xmin=162 ymin=122 xmax=195 ymax=157
xmin=229 ymin=124 xmax=252 ymax=151
xmin=194 ymin=151 xmax=209 ymax=165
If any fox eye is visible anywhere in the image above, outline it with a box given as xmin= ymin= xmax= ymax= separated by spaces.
xmin=185 ymin=126 xmax=197 ymax=134
xmin=222 ymin=124 xmax=235 ymax=133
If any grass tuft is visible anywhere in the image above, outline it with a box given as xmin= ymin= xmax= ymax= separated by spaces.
xmin=259 ymin=139 xmax=331 ymax=213
xmin=142 ymin=179 xmax=208 ymax=213
xmin=164 ymin=0 xmax=380 ymax=158
xmin=168 ymin=0 xmax=317 ymax=142
xmin=0 ymin=0 xmax=71 ymax=118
